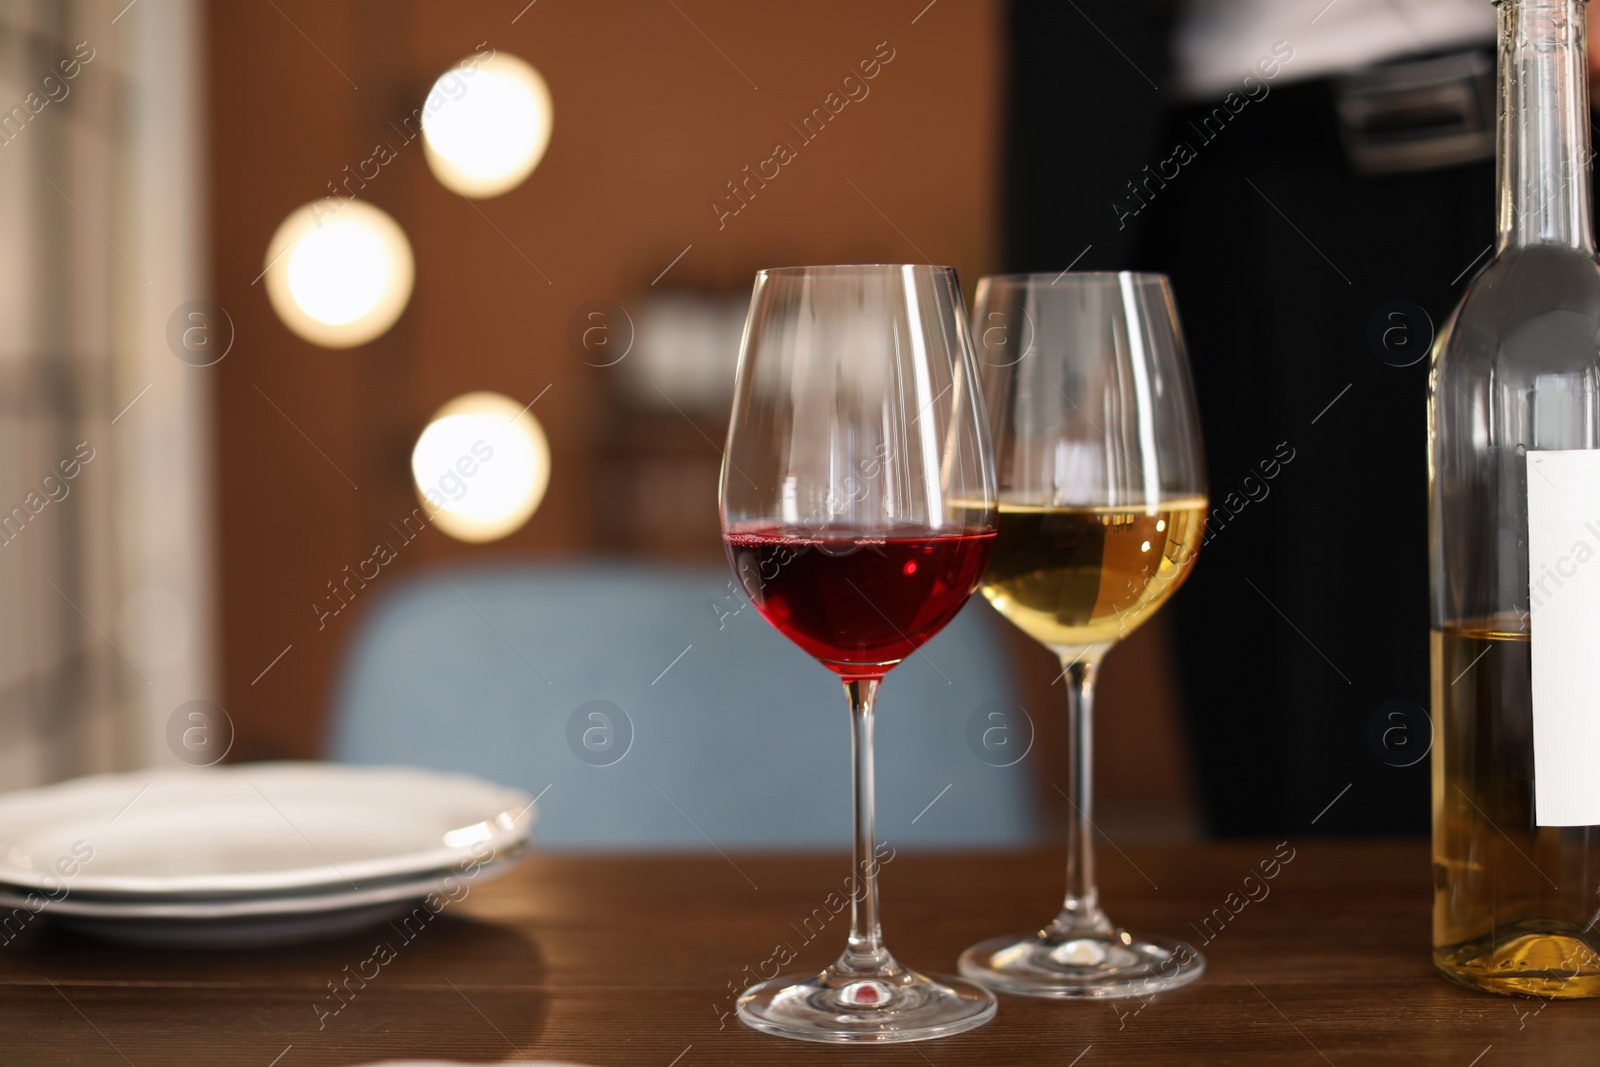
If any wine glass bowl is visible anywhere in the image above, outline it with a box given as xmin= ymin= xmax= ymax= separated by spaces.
xmin=959 ymin=271 xmax=1208 ymax=999
xmin=720 ymin=264 xmax=999 ymax=1042
xmin=723 ymin=528 xmax=995 ymax=679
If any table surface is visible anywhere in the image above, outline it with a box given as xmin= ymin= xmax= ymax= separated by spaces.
xmin=1 ymin=839 xmax=1596 ymax=1065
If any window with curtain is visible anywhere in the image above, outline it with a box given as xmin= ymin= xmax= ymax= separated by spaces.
xmin=0 ymin=0 xmax=212 ymax=789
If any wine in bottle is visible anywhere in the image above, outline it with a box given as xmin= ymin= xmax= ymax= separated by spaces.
xmin=1430 ymin=0 xmax=1600 ymax=997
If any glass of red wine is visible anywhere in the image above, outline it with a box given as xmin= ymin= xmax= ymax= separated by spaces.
xmin=721 ymin=264 xmax=999 ymax=1043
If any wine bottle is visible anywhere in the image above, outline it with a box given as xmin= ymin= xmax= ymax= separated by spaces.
xmin=1430 ymin=0 xmax=1600 ymax=997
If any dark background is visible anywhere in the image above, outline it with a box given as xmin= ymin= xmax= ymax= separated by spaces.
xmin=1006 ymin=0 xmax=1490 ymax=834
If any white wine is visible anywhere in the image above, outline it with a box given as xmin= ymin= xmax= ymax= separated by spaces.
xmin=960 ymin=273 xmax=1210 ymax=999
xmin=1429 ymin=0 xmax=1600 ymax=997
xmin=981 ymin=500 xmax=1205 ymax=657
xmin=1432 ymin=623 xmax=1600 ymax=996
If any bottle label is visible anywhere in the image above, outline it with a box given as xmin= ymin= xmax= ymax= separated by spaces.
xmin=1527 ymin=449 xmax=1600 ymax=826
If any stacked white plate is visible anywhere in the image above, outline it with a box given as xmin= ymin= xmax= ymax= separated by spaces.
xmin=0 ymin=762 xmax=534 ymax=948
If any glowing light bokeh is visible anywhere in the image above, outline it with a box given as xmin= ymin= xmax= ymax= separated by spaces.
xmin=422 ymin=52 xmax=553 ymax=198
xmin=263 ymin=200 xmax=414 ymax=348
xmin=411 ymin=391 xmax=550 ymax=543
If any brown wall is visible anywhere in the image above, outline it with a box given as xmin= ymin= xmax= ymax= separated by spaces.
xmin=208 ymin=0 xmax=1006 ymax=759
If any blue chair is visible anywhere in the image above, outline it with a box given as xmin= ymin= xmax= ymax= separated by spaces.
xmin=328 ymin=562 xmax=1042 ymax=850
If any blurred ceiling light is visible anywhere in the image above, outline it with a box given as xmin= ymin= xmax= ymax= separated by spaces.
xmin=422 ymin=53 xmax=553 ymax=198
xmin=412 ymin=391 xmax=550 ymax=543
xmin=264 ymin=200 xmax=414 ymax=348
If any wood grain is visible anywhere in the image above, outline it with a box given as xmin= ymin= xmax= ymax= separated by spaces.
xmin=0 ymin=840 xmax=1593 ymax=1064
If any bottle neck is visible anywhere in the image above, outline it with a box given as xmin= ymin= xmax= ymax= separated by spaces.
xmin=1497 ymin=0 xmax=1595 ymax=253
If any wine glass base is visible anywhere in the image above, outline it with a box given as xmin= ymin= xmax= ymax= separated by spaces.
xmin=959 ymin=930 xmax=1205 ymax=999
xmin=736 ymin=967 xmax=997 ymax=1043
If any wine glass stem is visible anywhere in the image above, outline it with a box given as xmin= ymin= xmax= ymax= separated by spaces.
xmin=1055 ymin=653 xmax=1112 ymax=937
xmin=841 ymin=677 xmax=890 ymax=973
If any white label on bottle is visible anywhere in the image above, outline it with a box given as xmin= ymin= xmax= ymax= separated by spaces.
xmin=1527 ymin=449 xmax=1600 ymax=826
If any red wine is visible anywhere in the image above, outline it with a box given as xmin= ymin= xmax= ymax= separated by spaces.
xmin=724 ymin=526 xmax=995 ymax=681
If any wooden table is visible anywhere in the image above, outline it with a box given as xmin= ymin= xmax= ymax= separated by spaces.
xmin=1 ymin=840 xmax=1596 ymax=1065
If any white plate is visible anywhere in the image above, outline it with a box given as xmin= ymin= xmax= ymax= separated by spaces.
xmin=0 ymin=763 xmax=533 ymax=897
xmin=2 ymin=852 xmax=524 ymax=949
xmin=50 ymin=898 xmax=428 ymax=949
xmin=0 ymin=852 xmax=522 ymax=920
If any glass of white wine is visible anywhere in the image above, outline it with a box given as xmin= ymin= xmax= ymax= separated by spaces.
xmin=959 ymin=272 xmax=1208 ymax=998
